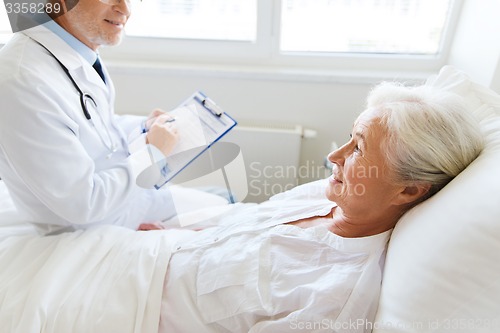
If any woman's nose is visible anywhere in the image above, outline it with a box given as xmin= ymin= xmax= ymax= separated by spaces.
xmin=328 ymin=143 xmax=349 ymax=166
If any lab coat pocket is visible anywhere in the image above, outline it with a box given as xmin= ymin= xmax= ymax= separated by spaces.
xmin=196 ymin=235 xmax=270 ymax=324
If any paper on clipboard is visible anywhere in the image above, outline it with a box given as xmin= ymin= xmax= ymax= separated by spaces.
xmin=155 ymin=91 xmax=237 ymax=189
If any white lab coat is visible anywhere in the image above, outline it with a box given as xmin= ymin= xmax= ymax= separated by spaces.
xmin=0 ymin=25 xmax=174 ymax=234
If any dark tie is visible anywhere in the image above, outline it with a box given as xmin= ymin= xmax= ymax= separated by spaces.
xmin=93 ymin=57 xmax=106 ymax=83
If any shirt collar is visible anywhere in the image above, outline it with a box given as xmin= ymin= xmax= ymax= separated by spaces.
xmin=42 ymin=15 xmax=98 ymax=65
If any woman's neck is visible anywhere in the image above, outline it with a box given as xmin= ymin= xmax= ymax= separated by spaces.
xmin=286 ymin=206 xmax=400 ymax=238
xmin=328 ymin=206 xmax=399 ymax=238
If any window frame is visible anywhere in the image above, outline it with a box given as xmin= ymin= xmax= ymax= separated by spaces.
xmin=1 ymin=0 xmax=464 ymax=74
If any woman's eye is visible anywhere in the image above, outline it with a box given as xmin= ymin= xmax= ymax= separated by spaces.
xmin=349 ymin=134 xmax=362 ymax=154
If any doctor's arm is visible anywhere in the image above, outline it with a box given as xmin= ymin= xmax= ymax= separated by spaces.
xmin=0 ymin=83 xmax=169 ymax=228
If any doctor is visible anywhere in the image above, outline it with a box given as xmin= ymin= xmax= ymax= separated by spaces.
xmin=0 ymin=0 xmax=206 ymax=234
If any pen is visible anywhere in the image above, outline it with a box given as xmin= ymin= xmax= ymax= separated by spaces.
xmin=141 ymin=117 xmax=176 ymax=133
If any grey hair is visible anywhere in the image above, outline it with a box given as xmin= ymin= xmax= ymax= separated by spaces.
xmin=367 ymin=82 xmax=484 ymax=200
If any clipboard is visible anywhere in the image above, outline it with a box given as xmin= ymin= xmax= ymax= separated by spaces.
xmin=154 ymin=91 xmax=237 ymax=189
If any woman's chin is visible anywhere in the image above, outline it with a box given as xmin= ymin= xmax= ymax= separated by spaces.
xmin=325 ymin=186 xmax=341 ymax=203
xmin=326 ymin=179 xmax=344 ymax=200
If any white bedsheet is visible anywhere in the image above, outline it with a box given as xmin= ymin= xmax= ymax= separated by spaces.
xmin=0 ymin=225 xmax=173 ymax=333
xmin=0 ymin=181 xmax=38 ymax=241
xmin=0 ymin=180 xmax=231 ymax=333
xmin=0 ymin=182 xmax=173 ymax=332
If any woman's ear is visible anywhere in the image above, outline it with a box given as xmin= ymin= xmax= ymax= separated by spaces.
xmin=392 ymin=183 xmax=431 ymax=206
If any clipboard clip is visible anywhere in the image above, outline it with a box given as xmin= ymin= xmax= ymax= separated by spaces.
xmin=202 ymin=97 xmax=224 ymax=117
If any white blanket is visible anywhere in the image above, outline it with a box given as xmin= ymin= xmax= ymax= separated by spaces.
xmin=0 ymin=226 xmax=173 ymax=333
xmin=0 ymin=180 xmax=232 ymax=333
xmin=0 ymin=181 xmax=38 ymax=241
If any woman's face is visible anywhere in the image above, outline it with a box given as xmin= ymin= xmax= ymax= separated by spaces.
xmin=326 ymin=108 xmax=405 ymax=221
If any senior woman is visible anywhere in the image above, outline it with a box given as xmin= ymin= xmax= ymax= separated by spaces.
xmin=0 ymin=81 xmax=482 ymax=332
xmin=158 ymin=82 xmax=484 ymax=333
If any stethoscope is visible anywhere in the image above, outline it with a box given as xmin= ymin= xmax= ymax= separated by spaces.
xmin=33 ymin=39 xmax=118 ymax=158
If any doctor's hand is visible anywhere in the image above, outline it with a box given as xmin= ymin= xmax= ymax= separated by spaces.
xmin=146 ymin=114 xmax=179 ymax=157
xmin=144 ymin=108 xmax=168 ymax=131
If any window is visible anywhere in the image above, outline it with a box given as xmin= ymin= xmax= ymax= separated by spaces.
xmin=127 ymin=0 xmax=257 ymax=42
xmin=118 ymin=0 xmax=461 ymax=71
xmin=280 ymin=0 xmax=452 ymax=55
xmin=127 ymin=0 xmax=454 ymax=55
xmin=1 ymin=0 xmax=462 ymax=72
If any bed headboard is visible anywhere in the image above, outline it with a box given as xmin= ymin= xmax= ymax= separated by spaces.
xmin=373 ymin=66 xmax=500 ymax=332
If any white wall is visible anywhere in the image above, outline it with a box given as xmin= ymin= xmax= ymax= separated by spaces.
xmin=448 ymin=0 xmax=500 ymax=93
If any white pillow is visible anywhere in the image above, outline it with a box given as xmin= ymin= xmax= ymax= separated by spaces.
xmin=373 ymin=66 xmax=500 ymax=332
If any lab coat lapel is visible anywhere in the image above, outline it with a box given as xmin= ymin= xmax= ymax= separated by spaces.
xmin=80 ymin=63 xmax=108 ymax=92
xmin=82 ymin=65 xmax=115 ymax=111
xmin=24 ymin=25 xmax=112 ymax=100
xmin=100 ymin=60 xmax=116 ymax=104
xmin=70 ymin=64 xmax=113 ymax=116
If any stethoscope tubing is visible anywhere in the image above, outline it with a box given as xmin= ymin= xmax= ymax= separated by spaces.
xmin=32 ymin=39 xmax=93 ymax=120
xmin=30 ymin=38 xmax=117 ymax=157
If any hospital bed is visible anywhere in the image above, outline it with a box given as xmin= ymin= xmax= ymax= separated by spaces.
xmin=0 ymin=66 xmax=499 ymax=332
